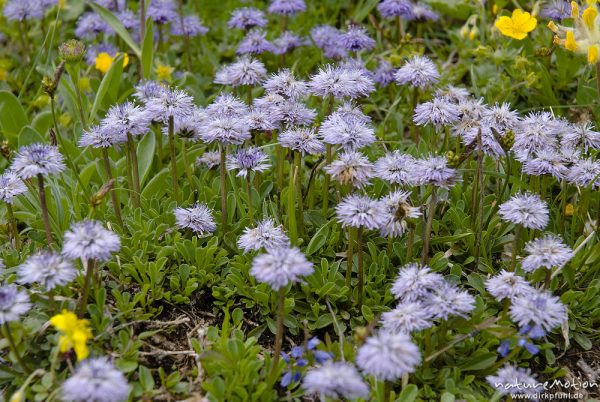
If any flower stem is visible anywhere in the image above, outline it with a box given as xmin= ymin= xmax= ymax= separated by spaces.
xmin=275 ymin=133 xmax=284 ymax=191
xmin=345 ymin=227 xmax=355 ymax=287
xmin=246 ymin=174 xmax=254 ymax=223
xmin=406 ymin=226 xmax=414 ymax=262
xmin=168 ymin=116 xmax=180 ymax=203
xmin=6 ymin=203 xmax=20 ymax=252
xmin=321 ymin=144 xmax=332 ymax=216
xmin=474 ymin=131 xmax=484 ymax=268
xmin=101 ymin=149 xmax=124 ymax=227
xmin=357 ymin=226 xmax=365 ymax=308
xmin=219 ymin=144 xmax=228 ymax=235
xmin=288 ymin=161 xmax=298 ymax=245
xmin=383 ymin=380 xmax=392 ymax=402
xmin=181 ymin=140 xmax=195 ymax=193
xmin=294 ymin=152 xmax=305 ymax=236
xmin=421 ymin=188 xmax=437 ymax=265
xmin=127 ymin=133 xmax=141 ymax=208
xmin=77 ymin=259 xmax=95 ymax=318
xmin=37 ymin=174 xmax=53 ymax=246
xmin=268 ymin=288 xmax=286 ymax=386
xmin=509 ymin=225 xmax=522 ymax=272
xmin=2 ymin=323 xmax=31 ymax=374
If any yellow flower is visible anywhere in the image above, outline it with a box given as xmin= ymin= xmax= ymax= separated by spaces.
xmin=565 ymin=203 xmax=574 ymax=216
xmin=550 ymin=2 xmax=600 ymax=64
xmin=95 ymin=52 xmax=130 ymax=74
xmin=50 ymin=310 xmax=92 ymax=361
xmin=494 ymin=9 xmax=537 ymax=40
xmin=156 ymin=64 xmax=174 ymax=81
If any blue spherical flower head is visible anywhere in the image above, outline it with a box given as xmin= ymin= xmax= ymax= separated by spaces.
xmin=394 ymin=55 xmax=440 ymax=89
xmin=341 ymin=25 xmax=376 ymax=52
xmin=373 ymin=60 xmax=397 ymax=87
xmin=11 ymin=143 xmax=66 ymax=179
xmin=510 ymin=289 xmax=567 ymax=333
xmin=250 ymin=247 xmax=313 ymax=291
xmin=214 ymin=56 xmax=267 ymax=87
xmin=174 ymin=203 xmax=217 ymax=235
xmin=486 ymin=365 xmax=543 ymax=397
xmin=228 ymin=7 xmax=268 ymax=29
xmin=238 ymin=218 xmax=290 ymax=253
xmin=303 ymin=361 xmax=370 ymax=400
xmin=75 ymin=12 xmax=113 ymax=39
xmin=335 ymin=194 xmax=387 ymax=229
xmin=171 ymin=15 xmax=208 ymax=37
xmin=62 ymin=357 xmax=130 ymax=402
xmin=237 ymin=29 xmax=274 ymax=55
xmin=356 ymin=331 xmax=421 ymax=381
xmin=144 ymin=87 xmax=195 ymax=124
xmin=4 ymin=0 xmax=45 ymax=22
xmin=391 ymin=263 xmax=445 ymax=302
xmin=485 ymin=270 xmax=533 ymax=302
xmin=377 ymin=0 xmax=414 ymax=19
xmin=324 ymin=151 xmax=374 ymax=188
xmin=147 ymin=0 xmax=178 ymax=24
xmin=264 ymin=69 xmax=308 ymax=99
xmin=272 ymin=31 xmax=304 ymax=55
xmin=374 ymin=151 xmax=418 ymax=185
xmin=498 ymin=192 xmax=549 ymax=230
xmin=102 ymin=101 xmax=153 ymax=138
xmin=279 ymin=127 xmax=325 ymax=155
xmin=309 ymin=65 xmax=375 ymax=99
xmin=413 ymin=97 xmax=460 ymax=129
xmin=0 ymin=285 xmax=31 ymax=324
xmin=381 ymin=301 xmax=434 ymax=333
xmin=226 ymin=147 xmax=271 ymax=177
xmin=268 ymin=0 xmax=306 ymax=16
xmin=18 ymin=251 xmax=76 ymax=291
xmin=62 ymin=220 xmax=121 ymax=262
xmin=0 ymin=171 xmax=27 ymax=204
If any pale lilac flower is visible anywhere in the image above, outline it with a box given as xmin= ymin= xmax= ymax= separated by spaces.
xmin=171 ymin=15 xmax=208 ymax=37
xmin=487 ymin=365 xmax=544 ymax=397
xmin=413 ymin=156 xmax=459 ymax=188
xmin=62 ymin=220 xmax=121 ymax=262
xmin=214 ymin=56 xmax=267 ymax=87
xmin=247 ymin=108 xmax=280 ymax=131
xmin=147 ymin=0 xmax=178 ymax=24
xmin=309 ymin=65 xmax=375 ymax=99
xmin=268 ymin=0 xmax=306 ymax=15
xmin=75 ymin=12 xmax=112 ymax=38
xmin=196 ymin=151 xmax=220 ymax=169
xmin=379 ymin=190 xmax=421 ymax=237
xmin=341 ymin=25 xmax=375 ymax=51
xmin=85 ymin=43 xmax=118 ymax=65
xmin=324 ymin=151 xmax=374 ymax=188
xmin=540 ymin=0 xmax=571 ymax=20
xmin=482 ymin=103 xmax=520 ymax=134
xmin=498 ymin=192 xmax=549 ymax=230
xmin=205 ymin=93 xmax=250 ymax=119
xmin=80 ymin=125 xmax=126 ymax=148
xmin=226 ymin=147 xmax=271 ymax=177
xmin=0 ymin=285 xmax=31 ymax=324
xmin=335 ymin=194 xmax=387 ymax=229
xmin=381 ymin=302 xmax=434 ymax=333
xmin=279 ymin=127 xmax=325 ymax=155
xmin=228 ymin=7 xmax=268 ymax=29
xmin=310 ymin=25 xmax=347 ymax=59
xmin=435 ymin=85 xmax=471 ymax=103
xmin=237 ymin=29 xmax=274 ymax=55
xmin=411 ymin=2 xmax=439 ymax=21
xmin=374 ymin=152 xmax=418 ymax=185
xmin=522 ymin=149 xmax=570 ymax=179
xmin=485 ymin=270 xmax=533 ymax=302
xmin=133 ymin=80 xmax=166 ymax=102
xmin=303 ymin=361 xmax=370 ymax=400
xmin=356 ymin=331 xmax=421 ymax=381
xmin=521 ymin=235 xmax=573 ymax=272
xmin=510 ymin=289 xmax=567 ymax=332
xmin=394 ymin=56 xmax=439 ymax=88
xmin=413 ymin=97 xmax=460 ymax=128
xmin=144 ymin=88 xmax=195 ymax=124
xmin=561 ymin=121 xmax=600 ymax=151
xmin=391 ymin=263 xmax=445 ymax=302
xmin=512 ymin=111 xmax=562 ymax=162
xmin=17 ymin=251 xmax=76 ymax=290
xmin=11 ymin=144 xmax=65 ymax=179
xmin=238 ymin=219 xmax=289 ymax=253
xmin=377 ymin=0 xmax=414 ymax=19
xmin=422 ymin=282 xmax=476 ymax=320
xmin=62 ymin=357 xmax=130 ymax=402
xmin=102 ymin=101 xmax=152 ymax=138
xmin=201 ymin=117 xmax=251 ymax=145
xmin=567 ymin=158 xmax=600 ymax=188
xmin=372 ymin=60 xmax=397 ymax=86
xmin=264 ymin=69 xmax=308 ymax=99
xmin=272 ymin=31 xmax=304 ymax=55
xmin=250 ymin=247 xmax=313 ymax=290
xmin=320 ymin=114 xmax=375 ymax=150
xmin=4 ymin=0 xmax=44 ymax=21
xmin=174 ymin=204 xmax=216 ymax=235
xmin=277 ymin=100 xmax=317 ymax=127
xmin=0 ymin=171 xmax=27 ymax=204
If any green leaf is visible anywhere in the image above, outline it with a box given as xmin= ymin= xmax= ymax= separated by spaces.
xmin=31 ymin=111 xmax=54 ymax=136
xmin=141 ymin=18 xmax=154 ymax=79
xmin=305 ymin=222 xmax=329 ymax=256
xmin=441 ymin=392 xmax=455 ymax=402
xmin=89 ymin=3 xmax=141 ymax=58
xmin=88 ymin=54 xmax=124 ymax=122
xmin=397 ymin=384 xmax=418 ymax=402
xmin=573 ymin=333 xmax=593 ymax=350
xmin=459 ymin=352 xmax=497 ymax=371
xmin=18 ymin=126 xmax=45 ymax=147
xmin=137 ymin=131 xmax=156 ymax=186
xmin=0 ymin=90 xmax=29 ymax=143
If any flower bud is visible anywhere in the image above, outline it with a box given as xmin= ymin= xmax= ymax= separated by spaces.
xmin=59 ymin=39 xmax=85 ymax=63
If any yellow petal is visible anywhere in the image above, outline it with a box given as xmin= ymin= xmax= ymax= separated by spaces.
xmin=583 ymin=7 xmax=598 ymax=29
xmin=520 ymin=15 xmax=537 ymax=32
xmin=588 ymin=45 xmax=599 ymax=63
xmin=547 ymin=21 xmax=559 ymax=33
xmin=495 ymin=16 xmax=515 ymax=35
xmin=565 ymin=31 xmax=578 ymax=51
xmin=572 ymin=1 xmax=580 ymax=17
